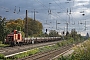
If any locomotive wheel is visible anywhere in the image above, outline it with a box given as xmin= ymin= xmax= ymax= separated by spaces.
xmin=10 ymin=42 xmax=15 ymax=46
xmin=14 ymin=42 xmax=17 ymax=46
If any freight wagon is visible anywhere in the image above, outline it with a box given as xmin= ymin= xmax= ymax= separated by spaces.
xmin=5 ymin=30 xmax=61 ymax=46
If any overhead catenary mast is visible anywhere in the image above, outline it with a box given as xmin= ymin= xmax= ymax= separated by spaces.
xmin=25 ymin=10 xmax=28 ymax=37
xmin=31 ymin=9 xmax=38 ymax=21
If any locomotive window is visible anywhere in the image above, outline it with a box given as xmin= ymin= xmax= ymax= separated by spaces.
xmin=18 ymin=34 xmax=20 ymax=39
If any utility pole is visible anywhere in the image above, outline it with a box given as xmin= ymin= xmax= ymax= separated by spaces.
xmin=31 ymin=9 xmax=38 ymax=21
xmin=65 ymin=8 xmax=72 ymax=33
xmin=25 ymin=10 xmax=28 ymax=37
xmin=66 ymin=22 xmax=69 ymax=32
xmin=48 ymin=3 xmax=52 ymax=14
xmin=85 ymin=21 xmax=86 ymax=30
xmin=56 ymin=20 xmax=57 ymax=30
xmin=67 ymin=8 xmax=71 ymax=24
xmin=79 ymin=21 xmax=87 ymax=31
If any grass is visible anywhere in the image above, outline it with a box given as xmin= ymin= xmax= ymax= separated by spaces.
xmin=0 ymin=41 xmax=9 ymax=47
xmin=0 ymin=44 xmax=9 ymax=47
xmin=0 ymin=53 xmax=4 ymax=59
xmin=13 ymin=48 xmax=39 ymax=59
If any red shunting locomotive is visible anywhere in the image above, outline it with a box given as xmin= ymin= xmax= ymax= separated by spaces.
xmin=5 ymin=30 xmax=22 ymax=45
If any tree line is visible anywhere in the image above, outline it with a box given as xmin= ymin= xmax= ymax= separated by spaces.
xmin=0 ymin=16 xmax=43 ymax=42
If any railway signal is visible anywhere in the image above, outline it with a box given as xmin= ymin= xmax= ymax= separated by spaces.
xmin=46 ymin=29 xmax=47 ymax=33
xmin=63 ymin=31 xmax=64 ymax=34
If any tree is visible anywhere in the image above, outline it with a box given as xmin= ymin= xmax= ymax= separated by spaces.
xmin=65 ymin=31 xmax=70 ymax=40
xmin=66 ymin=31 xmax=69 ymax=36
xmin=64 ymin=29 xmax=82 ymax=41
xmin=6 ymin=19 xmax=24 ymax=32
xmin=0 ymin=16 xmax=6 ymax=42
xmin=86 ymin=33 xmax=89 ymax=39
xmin=27 ymin=18 xmax=43 ymax=37
xmin=49 ymin=30 xmax=59 ymax=37
xmin=14 ymin=19 xmax=24 ymax=31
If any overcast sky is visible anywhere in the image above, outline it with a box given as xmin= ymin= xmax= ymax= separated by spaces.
xmin=0 ymin=0 xmax=90 ymax=36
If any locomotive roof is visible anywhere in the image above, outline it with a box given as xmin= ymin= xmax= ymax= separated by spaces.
xmin=7 ymin=32 xmax=14 ymax=36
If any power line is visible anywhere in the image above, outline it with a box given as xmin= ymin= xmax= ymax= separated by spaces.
xmin=53 ymin=0 xmax=66 ymax=12
xmin=34 ymin=0 xmax=74 ymax=32
xmin=35 ymin=0 xmax=68 ymax=21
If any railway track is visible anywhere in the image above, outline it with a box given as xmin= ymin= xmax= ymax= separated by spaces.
xmin=17 ymin=45 xmax=73 ymax=60
xmin=0 ymin=40 xmax=62 ymax=57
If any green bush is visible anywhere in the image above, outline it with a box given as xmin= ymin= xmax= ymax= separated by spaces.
xmin=58 ymin=40 xmax=90 ymax=60
xmin=0 ymin=41 xmax=3 ymax=44
xmin=28 ymin=48 xmax=39 ymax=55
xmin=0 ymin=54 xmax=4 ymax=59
xmin=57 ymin=43 xmax=61 ymax=47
